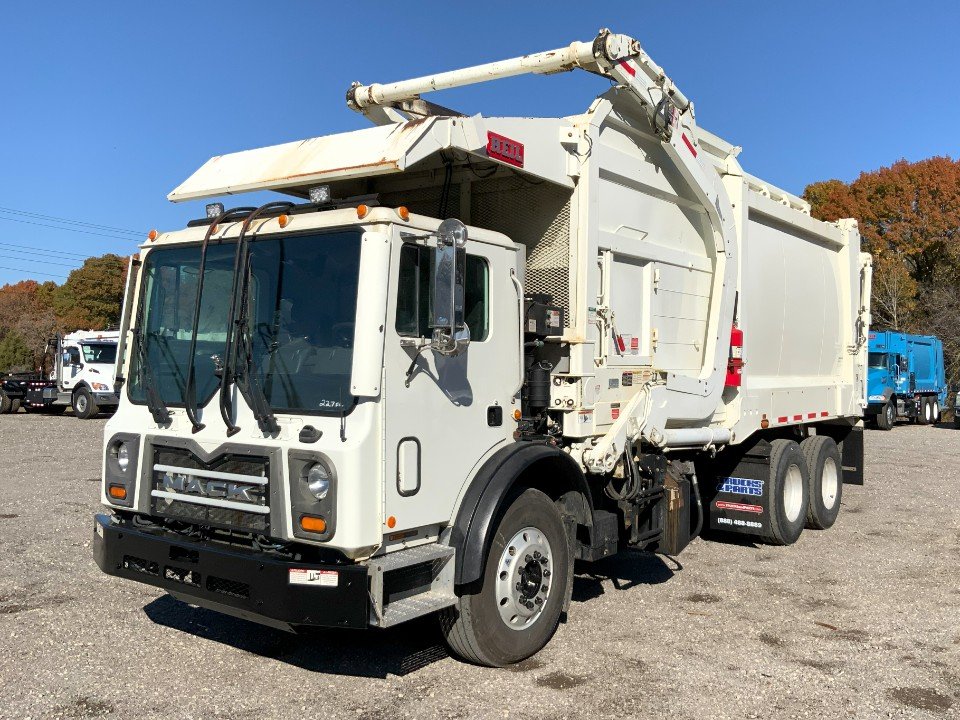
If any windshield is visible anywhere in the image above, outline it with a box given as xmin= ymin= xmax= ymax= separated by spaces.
xmin=128 ymin=229 xmax=363 ymax=414
xmin=81 ymin=342 xmax=117 ymax=364
xmin=868 ymin=352 xmax=888 ymax=370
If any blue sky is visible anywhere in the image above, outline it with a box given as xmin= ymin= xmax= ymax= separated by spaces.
xmin=1 ymin=0 xmax=957 ymax=286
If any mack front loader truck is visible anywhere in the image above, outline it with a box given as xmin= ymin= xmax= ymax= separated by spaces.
xmin=94 ymin=29 xmax=871 ymax=666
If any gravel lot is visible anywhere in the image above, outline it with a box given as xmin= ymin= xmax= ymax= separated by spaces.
xmin=0 ymin=413 xmax=957 ymax=719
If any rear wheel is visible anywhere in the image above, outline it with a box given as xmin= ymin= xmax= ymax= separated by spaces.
xmin=9 ymin=398 xmax=20 ymax=413
xmin=0 ymin=391 xmax=11 ymax=414
xmin=919 ymin=397 xmax=932 ymax=425
xmin=440 ymin=487 xmax=571 ymax=667
xmin=800 ymin=435 xmax=842 ymax=530
xmin=932 ymin=399 xmax=941 ymax=423
xmin=73 ymin=387 xmax=99 ymax=419
xmin=765 ymin=439 xmax=809 ymax=546
xmin=876 ymin=401 xmax=895 ymax=431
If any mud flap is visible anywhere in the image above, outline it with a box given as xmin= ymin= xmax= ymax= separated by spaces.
xmin=702 ymin=439 xmax=772 ymax=537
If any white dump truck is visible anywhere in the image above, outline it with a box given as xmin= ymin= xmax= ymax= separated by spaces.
xmin=94 ymin=29 xmax=872 ymax=666
xmin=0 ymin=330 xmax=120 ymax=418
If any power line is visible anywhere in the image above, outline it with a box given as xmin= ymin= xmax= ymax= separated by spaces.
xmin=0 ymin=242 xmax=90 ymax=261
xmin=0 ymin=253 xmax=79 ymax=268
xmin=0 ymin=265 xmax=68 ymax=279
xmin=0 ymin=205 xmax=145 ymax=236
xmin=0 ymin=214 xmax=143 ymax=244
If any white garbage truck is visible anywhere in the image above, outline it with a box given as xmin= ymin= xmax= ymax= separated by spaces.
xmin=94 ymin=29 xmax=872 ymax=666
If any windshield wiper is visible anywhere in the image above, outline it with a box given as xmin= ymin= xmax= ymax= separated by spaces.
xmin=219 ymin=201 xmax=293 ymax=436
xmin=133 ymin=327 xmax=171 ymax=425
xmin=183 ymin=207 xmax=255 ymax=434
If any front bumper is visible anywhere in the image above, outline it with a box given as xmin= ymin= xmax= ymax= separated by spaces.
xmin=92 ymin=513 xmax=368 ymax=629
xmin=93 ymin=392 xmax=120 ymax=406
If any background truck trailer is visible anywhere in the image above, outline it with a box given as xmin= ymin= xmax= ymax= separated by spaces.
xmin=0 ymin=330 xmax=120 ymax=418
xmin=94 ymin=29 xmax=871 ymax=666
xmin=865 ymin=331 xmax=945 ymax=429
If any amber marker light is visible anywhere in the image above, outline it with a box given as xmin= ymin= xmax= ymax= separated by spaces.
xmin=397 ymin=206 xmax=410 ymax=221
xmin=108 ymin=484 xmax=127 ymax=500
xmin=278 ymin=214 xmax=290 ymax=228
xmin=760 ymin=414 xmax=770 ymax=429
xmin=356 ymin=204 xmax=369 ymax=219
xmin=513 ymin=409 xmax=522 ymax=421
xmin=386 ymin=516 xmax=397 ymax=529
xmin=147 ymin=229 xmax=158 ymax=241
xmin=300 ymin=515 xmax=327 ymax=534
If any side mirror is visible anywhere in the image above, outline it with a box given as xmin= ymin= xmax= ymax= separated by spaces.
xmin=430 ymin=219 xmax=470 ymax=356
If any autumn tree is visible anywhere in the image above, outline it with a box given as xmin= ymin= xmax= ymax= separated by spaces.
xmin=53 ymin=254 xmax=128 ymax=330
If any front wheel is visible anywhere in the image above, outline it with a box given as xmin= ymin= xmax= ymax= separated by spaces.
xmin=876 ymin=401 xmax=895 ymax=431
xmin=440 ymin=487 xmax=571 ymax=667
xmin=73 ymin=387 xmax=99 ymax=419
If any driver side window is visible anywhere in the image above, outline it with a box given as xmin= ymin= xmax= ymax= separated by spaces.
xmin=395 ymin=244 xmax=489 ymax=342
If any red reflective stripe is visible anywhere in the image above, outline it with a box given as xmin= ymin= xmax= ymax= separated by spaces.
xmin=682 ymin=133 xmax=698 ymax=157
xmin=618 ymin=59 xmax=636 ymax=77
xmin=808 ymin=412 xmax=816 ymax=419
xmin=821 ymin=411 xmax=829 ymax=417
xmin=793 ymin=414 xmax=802 ymax=421
xmin=777 ymin=416 xmax=788 ymax=423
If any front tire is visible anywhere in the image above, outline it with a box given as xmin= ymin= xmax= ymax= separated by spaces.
xmin=764 ymin=439 xmax=809 ymax=546
xmin=876 ymin=401 xmax=895 ymax=431
xmin=73 ymin=387 xmax=99 ymax=419
xmin=800 ymin=436 xmax=842 ymax=530
xmin=440 ymin=487 xmax=571 ymax=667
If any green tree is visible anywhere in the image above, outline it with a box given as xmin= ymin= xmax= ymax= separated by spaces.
xmin=0 ymin=331 xmax=35 ymax=373
xmin=54 ymin=254 xmax=128 ymax=330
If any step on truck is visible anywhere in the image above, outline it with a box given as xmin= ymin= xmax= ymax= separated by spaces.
xmin=0 ymin=330 xmax=120 ymax=418
xmin=866 ymin=331 xmax=945 ymax=429
xmin=93 ymin=29 xmax=872 ymax=666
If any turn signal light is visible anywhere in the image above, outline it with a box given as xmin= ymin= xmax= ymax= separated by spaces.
xmin=108 ymin=484 xmax=127 ymax=500
xmin=356 ymin=204 xmax=369 ymax=219
xmin=278 ymin=213 xmax=290 ymax=228
xmin=397 ymin=206 xmax=410 ymax=221
xmin=300 ymin=515 xmax=327 ymax=534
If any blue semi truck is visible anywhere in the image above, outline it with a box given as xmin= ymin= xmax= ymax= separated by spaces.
xmin=866 ymin=331 xmax=946 ymax=430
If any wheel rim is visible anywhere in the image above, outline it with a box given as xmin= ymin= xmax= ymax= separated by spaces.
xmin=886 ymin=404 xmax=894 ymax=425
xmin=925 ymin=401 xmax=931 ymax=423
xmin=495 ymin=526 xmax=554 ymax=631
xmin=76 ymin=395 xmax=87 ymax=413
xmin=783 ymin=464 xmax=803 ymax=523
xmin=821 ymin=457 xmax=839 ymax=510
xmin=933 ymin=401 xmax=940 ymax=421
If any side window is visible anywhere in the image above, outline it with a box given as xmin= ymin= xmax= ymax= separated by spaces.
xmin=395 ymin=245 xmax=489 ymax=342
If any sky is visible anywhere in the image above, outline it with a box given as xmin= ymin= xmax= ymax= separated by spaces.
xmin=0 ymin=0 xmax=958 ymax=286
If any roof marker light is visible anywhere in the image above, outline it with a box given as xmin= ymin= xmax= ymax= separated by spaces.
xmin=278 ymin=214 xmax=290 ymax=228
xmin=356 ymin=204 xmax=369 ymax=219
xmin=147 ymin=229 xmax=158 ymax=241
xmin=397 ymin=206 xmax=410 ymax=222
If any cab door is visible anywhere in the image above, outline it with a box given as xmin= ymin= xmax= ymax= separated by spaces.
xmin=382 ymin=231 xmax=520 ymax=534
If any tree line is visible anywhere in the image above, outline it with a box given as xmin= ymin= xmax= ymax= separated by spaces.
xmin=804 ymin=156 xmax=960 ymax=387
xmin=0 ymin=254 xmax=127 ymax=374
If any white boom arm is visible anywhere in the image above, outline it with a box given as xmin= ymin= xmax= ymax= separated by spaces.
xmin=347 ymin=29 xmax=690 ymax=126
xmin=349 ymin=30 xmax=739 ymax=472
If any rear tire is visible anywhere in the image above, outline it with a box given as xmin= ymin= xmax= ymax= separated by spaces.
xmin=876 ymin=401 xmax=895 ymax=431
xmin=765 ymin=439 xmax=809 ymax=546
xmin=0 ymin=391 xmax=11 ymax=414
xmin=440 ymin=487 xmax=571 ymax=667
xmin=932 ymin=399 xmax=941 ymax=423
xmin=73 ymin=387 xmax=99 ymax=419
xmin=800 ymin=436 xmax=842 ymax=530
xmin=10 ymin=399 xmax=20 ymax=413
xmin=919 ymin=397 xmax=931 ymax=425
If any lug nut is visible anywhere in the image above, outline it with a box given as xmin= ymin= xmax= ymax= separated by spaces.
xmin=525 ymin=554 xmax=532 ymax=563
xmin=535 ymin=597 xmax=543 ymax=605
xmin=515 ymin=582 xmax=522 ymax=591
xmin=533 ymin=551 xmax=541 ymax=559
xmin=539 ymin=556 xmax=548 ymax=565
xmin=543 ymin=569 xmax=551 ymax=577
xmin=541 ymin=585 xmax=549 ymax=593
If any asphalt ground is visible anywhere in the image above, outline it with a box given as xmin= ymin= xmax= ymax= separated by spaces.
xmin=0 ymin=412 xmax=957 ymax=719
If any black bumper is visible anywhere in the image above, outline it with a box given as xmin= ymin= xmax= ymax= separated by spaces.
xmin=92 ymin=514 xmax=369 ymax=629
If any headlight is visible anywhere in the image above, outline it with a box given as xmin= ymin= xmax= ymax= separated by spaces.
xmin=305 ymin=462 xmax=331 ymax=500
xmin=115 ymin=442 xmax=130 ymax=472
